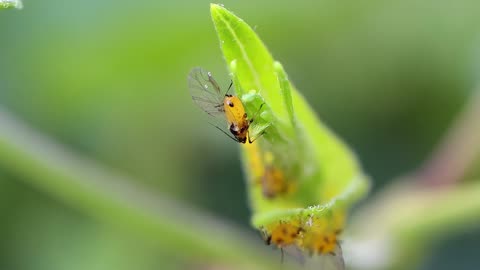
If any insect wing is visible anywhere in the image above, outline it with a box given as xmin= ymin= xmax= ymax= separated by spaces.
xmin=188 ymin=67 xmax=225 ymax=116
xmin=326 ymin=244 xmax=346 ymax=270
xmin=188 ymin=67 xmax=239 ymax=142
xmin=305 ymin=244 xmax=345 ymax=270
xmin=281 ymin=244 xmax=306 ymax=265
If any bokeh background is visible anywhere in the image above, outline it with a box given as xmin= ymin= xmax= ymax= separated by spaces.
xmin=1 ymin=0 xmax=480 ymax=269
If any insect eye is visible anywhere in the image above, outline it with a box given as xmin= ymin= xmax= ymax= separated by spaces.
xmin=228 ymin=101 xmax=234 ymax=107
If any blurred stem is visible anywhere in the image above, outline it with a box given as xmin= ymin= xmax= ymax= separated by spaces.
xmin=0 ymin=107 xmax=278 ymax=270
xmin=349 ymin=178 xmax=480 ymax=270
xmin=417 ymin=89 xmax=480 ymax=187
xmin=349 ymin=88 xmax=480 ymax=270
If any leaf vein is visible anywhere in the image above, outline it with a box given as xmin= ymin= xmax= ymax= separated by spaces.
xmin=217 ymin=11 xmax=263 ymax=92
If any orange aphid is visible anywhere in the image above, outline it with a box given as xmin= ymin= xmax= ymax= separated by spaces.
xmin=222 ymin=94 xmax=251 ymax=143
xmin=263 ymin=221 xmax=303 ymax=248
xmin=188 ymin=67 xmax=265 ymax=144
xmin=302 ymin=230 xmax=340 ymax=255
xmin=262 ymin=166 xmax=288 ymax=198
xmin=301 ymin=215 xmax=343 ymax=256
xmin=259 ymin=152 xmax=292 ymax=199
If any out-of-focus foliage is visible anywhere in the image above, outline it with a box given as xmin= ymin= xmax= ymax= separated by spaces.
xmin=1 ymin=1 xmax=480 ymax=270
xmin=0 ymin=0 xmax=22 ymax=9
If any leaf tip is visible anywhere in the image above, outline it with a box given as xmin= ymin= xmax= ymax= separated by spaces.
xmin=210 ymin=3 xmax=239 ymax=24
xmin=210 ymin=3 xmax=225 ymax=16
xmin=273 ymin=61 xmax=288 ymax=82
xmin=229 ymin=59 xmax=237 ymax=72
xmin=273 ymin=61 xmax=283 ymax=71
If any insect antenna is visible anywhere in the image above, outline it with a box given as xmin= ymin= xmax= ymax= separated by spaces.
xmin=225 ymin=80 xmax=234 ymax=96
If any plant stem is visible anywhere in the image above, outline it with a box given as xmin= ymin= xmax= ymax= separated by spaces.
xmin=0 ymin=107 xmax=277 ymax=269
xmin=417 ymin=89 xmax=480 ymax=187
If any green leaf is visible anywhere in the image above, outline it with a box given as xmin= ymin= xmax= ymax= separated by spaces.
xmin=0 ymin=0 xmax=22 ymax=9
xmin=211 ymin=3 xmax=370 ymax=254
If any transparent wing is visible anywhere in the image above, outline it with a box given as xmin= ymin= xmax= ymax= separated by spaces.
xmin=304 ymin=245 xmax=346 ymax=270
xmin=281 ymin=245 xmax=306 ymax=265
xmin=326 ymin=244 xmax=346 ymax=270
xmin=188 ymin=67 xmax=225 ymax=116
xmin=188 ymin=67 xmax=238 ymax=142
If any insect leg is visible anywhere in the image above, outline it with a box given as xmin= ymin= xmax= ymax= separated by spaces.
xmin=207 ymin=122 xmax=240 ymax=143
xmin=249 ymin=103 xmax=265 ymax=124
xmin=248 ymin=128 xmax=268 ymax=144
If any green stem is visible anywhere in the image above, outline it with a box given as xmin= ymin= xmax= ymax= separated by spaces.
xmin=349 ymin=87 xmax=480 ymax=269
xmin=0 ymin=108 xmax=277 ymax=269
xmin=418 ymin=89 xmax=480 ymax=186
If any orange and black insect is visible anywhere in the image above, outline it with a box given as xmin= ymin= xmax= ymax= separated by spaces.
xmin=303 ymin=230 xmax=342 ymax=256
xmin=301 ymin=220 xmax=345 ymax=270
xmin=262 ymin=166 xmax=288 ymax=198
xmin=260 ymin=222 xmax=304 ymax=263
xmin=188 ymin=67 xmax=264 ymax=143
xmin=268 ymin=222 xmax=303 ymax=248
xmin=260 ymin=152 xmax=292 ymax=199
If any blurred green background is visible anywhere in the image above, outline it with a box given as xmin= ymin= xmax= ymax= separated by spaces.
xmin=1 ymin=0 xmax=480 ymax=269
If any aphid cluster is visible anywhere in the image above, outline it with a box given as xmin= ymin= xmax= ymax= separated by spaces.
xmin=260 ymin=213 xmax=345 ymax=268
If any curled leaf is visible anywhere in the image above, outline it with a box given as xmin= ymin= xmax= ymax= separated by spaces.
xmin=210 ymin=3 xmax=370 ymax=257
